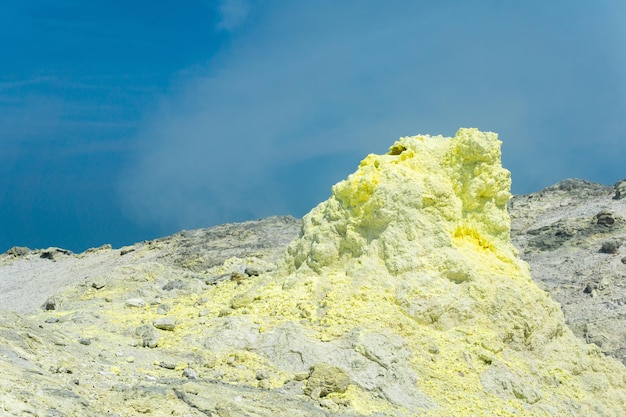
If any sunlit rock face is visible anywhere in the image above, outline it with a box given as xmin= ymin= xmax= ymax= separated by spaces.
xmin=2 ymin=128 xmax=626 ymax=416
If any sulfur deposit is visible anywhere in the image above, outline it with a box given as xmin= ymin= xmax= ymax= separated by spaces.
xmin=239 ymin=128 xmax=626 ymax=414
xmin=2 ymin=128 xmax=626 ymax=416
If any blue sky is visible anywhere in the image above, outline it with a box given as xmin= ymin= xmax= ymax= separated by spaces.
xmin=1 ymin=1 xmax=625 ymax=252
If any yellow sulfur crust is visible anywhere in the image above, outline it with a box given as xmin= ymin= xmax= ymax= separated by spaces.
xmin=96 ymin=128 xmax=626 ymax=416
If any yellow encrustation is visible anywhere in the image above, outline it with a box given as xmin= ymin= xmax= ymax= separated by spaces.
xmin=98 ymin=128 xmax=626 ymax=415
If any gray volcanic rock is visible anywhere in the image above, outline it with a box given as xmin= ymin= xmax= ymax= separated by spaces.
xmin=4 ymin=175 xmax=626 ymax=415
xmin=508 ymin=178 xmax=626 ymax=364
xmin=0 ymin=215 xmax=300 ymax=314
xmin=0 ymin=216 xmax=316 ymax=416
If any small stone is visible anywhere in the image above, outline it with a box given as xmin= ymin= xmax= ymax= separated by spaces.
xmin=183 ymin=367 xmax=198 ymax=380
xmin=583 ymin=282 xmax=597 ymax=294
xmin=159 ymin=362 xmax=176 ymax=370
xmin=614 ymin=179 xmax=626 ymax=200
xmin=230 ymin=292 xmax=255 ymax=309
xmin=600 ymin=240 xmax=620 ymax=254
xmin=309 ymin=386 xmax=322 ymax=400
xmin=144 ymin=338 xmax=159 ymax=348
xmin=87 ymin=243 xmax=112 ymax=252
xmin=194 ymin=297 xmax=209 ymax=306
xmin=162 ymin=279 xmax=185 ymax=291
xmin=598 ymin=277 xmax=612 ymax=291
xmin=55 ymin=366 xmax=73 ymax=374
xmin=256 ymin=369 xmax=269 ymax=380
xmin=40 ymin=251 xmax=55 ymax=260
xmin=120 ymin=247 xmax=135 ymax=256
xmin=78 ymin=338 xmax=91 ymax=345
xmin=153 ymin=318 xmax=177 ymax=331
xmin=5 ymin=246 xmax=30 ymax=257
xmin=135 ymin=324 xmax=160 ymax=348
xmin=125 ymin=298 xmax=145 ymax=308
xmin=596 ymin=211 xmax=616 ymax=227
xmin=156 ymin=304 xmax=171 ymax=315
xmin=43 ymin=297 xmax=59 ymax=311
xmin=126 ymin=356 xmax=135 ymax=363
xmin=218 ymin=308 xmax=232 ymax=317
xmin=478 ymin=353 xmax=493 ymax=365
xmin=244 ymin=267 xmax=261 ymax=277
xmin=621 ymin=257 xmax=626 ymax=265
xmin=304 ymin=363 xmax=351 ymax=398
xmin=45 ymin=317 xmax=59 ymax=324
xmin=39 ymin=248 xmax=71 ymax=260
xmin=91 ymin=281 xmax=105 ymax=290
xmin=198 ymin=309 xmax=211 ymax=317
xmin=230 ymin=272 xmax=248 ymax=283
xmin=205 ymin=273 xmax=231 ymax=285
xmin=293 ymin=371 xmax=310 ymax=381
xmin=135 ymin=324 xmax=155 ymax=337
xmin=319 ymin=398 xmax=339 ymax=412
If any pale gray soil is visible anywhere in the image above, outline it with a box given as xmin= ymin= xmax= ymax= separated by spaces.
xmin=0 ymin=216 xmax=300 ymax=314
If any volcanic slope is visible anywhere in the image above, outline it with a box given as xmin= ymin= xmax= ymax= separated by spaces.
xmin=1 ymin=128 xmax=626 ymax=416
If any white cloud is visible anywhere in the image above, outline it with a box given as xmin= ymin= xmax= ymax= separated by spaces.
xmin=119 ymin=1 xmax=626 ymax=232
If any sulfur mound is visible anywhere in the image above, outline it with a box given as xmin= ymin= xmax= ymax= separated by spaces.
xmin=3 ymin=128 xmax=626 ymax=416
xmin=233 ymin=128 xmax=626 ymax=415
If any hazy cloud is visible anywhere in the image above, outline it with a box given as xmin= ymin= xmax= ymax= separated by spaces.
xmin=119 ymin=1 xmax=626 ymax=234
xmin=216 ymin=0 xmax=251 ymax=31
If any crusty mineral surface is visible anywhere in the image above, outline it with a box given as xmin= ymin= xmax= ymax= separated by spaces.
xmin=1 ymin=128 xmax=626 ymax=416
xmin=509 ymin=178 xmax=626 ymax=365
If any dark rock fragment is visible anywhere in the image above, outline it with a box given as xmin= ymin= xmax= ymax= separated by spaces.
xmin=39 ymin=248 xmax=72 ymax=260
xmin=4 ymin=246 xmax=30 ymax=257
xmin=600 ymin=240 xmax=620 ymax=254
xmin=162 ymin=279 xmax=185 ymax=291
xmin=91 ymin=281 xmax=105 ymax=290
xmin=583 ymin=282 xmax=597 ymax=294
xmin=43 ymin=297 xmax=59 ymax=311
xmin=120 ymin=247 xmax=135 ymax=256
xmin=245 ymin=267 xmax=261 ymax=277
xmin=613 ymin=179 xmax=626 ymax=200
xmin=596 ymin=211 xmax=616 ymax=227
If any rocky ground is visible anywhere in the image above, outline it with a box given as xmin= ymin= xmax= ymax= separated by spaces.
xmin=509 ymin=178 xmax=626 ymax=364
xmin=0 ymin=216 xmax=306 ymax=416
xmin=2 ymin=177 xmax=626 ymax=416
